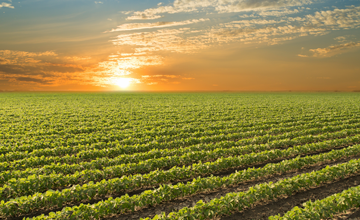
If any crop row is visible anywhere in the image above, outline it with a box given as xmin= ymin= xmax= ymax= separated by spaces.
xmin=1 ymin=115 xmax=354 ymax=156
xmin=1 ymin=131 xmax=359 ymax=205
xmin=4 ymin=113 xmax=356 ymax=147
xmin=3 ymin=118 xmax=355 ymax=162
xmin=23 ymin=146 xmax=360 ymax=219
xmin=147 ymin=157 xmax=360 ymax=220
xmin=3 ymin=141 xmax=360 ymax=217
xmin=3 ymin=110 xmax=352 ymax=138
xmin=0 ymin=108 xmax=259 ymax=134
xmin=2 ymin=125 xmax=359 ymax=174
xmin=1 ymin=127 xmax=354 ymax=187
xmin=1 ymin=112 xmax=320 ymax=139
xmin=269 ymin=185 xmax=360 ymax=220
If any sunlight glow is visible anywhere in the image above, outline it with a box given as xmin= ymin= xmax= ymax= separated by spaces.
xmin=113 ymin=78 xmax=132 ymax=89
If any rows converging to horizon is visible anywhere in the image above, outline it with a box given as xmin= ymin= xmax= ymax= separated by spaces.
xmin=0 ymin=93 xmax=360 ymax=219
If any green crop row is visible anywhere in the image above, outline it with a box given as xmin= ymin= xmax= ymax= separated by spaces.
xmin=0 ymin=109 xmax=281 ymax=136
xmin=1 ymin=126 xmax=354 ymax=188
xmin=1 ymin=112 xmax=324 ymax=145
xmin=147 ymin=158 xmax=360 ymax=220
xmin=2 ymin=114 xmax=346 ymax=155
xmin=1 ymin=131 xmax=359 ymax=212
xmin=2 ymin=117 xmax=355 ymax=163
xmin=3 ymin=141 xmax=360 ymax=218
xmin=269 ymin=185 xmax=360 ymax=220
xmin=3 ymin=101 xmax=350 ymax=138
xmin=22 ymin=145 xmax=360 ymax=219
xmin=2 ymin=123 xmax=358 ymax=175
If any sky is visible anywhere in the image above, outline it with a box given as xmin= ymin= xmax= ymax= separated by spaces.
xmin=0 ymin=0 xmax=359 ymax=91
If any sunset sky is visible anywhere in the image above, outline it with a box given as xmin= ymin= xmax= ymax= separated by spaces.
xmin=1 ymin=0 xmax=360 ymax=91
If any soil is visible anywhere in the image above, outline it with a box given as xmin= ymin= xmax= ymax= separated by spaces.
xmin=333 ymin=207 xmax=360 ymax=220
xmin=221 ymin=173 xmax=360 ymax=220
xmin=7 ymin=148 xmax=360 ymax=220
xmin=103 ymin=154 xmax=360 ymax=220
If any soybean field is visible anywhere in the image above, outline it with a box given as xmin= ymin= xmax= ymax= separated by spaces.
xmin=1 ymin=92 xmax=360 ymax=220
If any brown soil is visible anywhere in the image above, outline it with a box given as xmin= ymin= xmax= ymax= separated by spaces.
xmin=7 ymin=148 xmax=360 ymax=220
xmin=221 ymin=174 xmax=360 ymax=219
xmin=333 ymin=207 xmax=360 ymax=220
xmin=103 ymin=155 xmax=360 ymax=220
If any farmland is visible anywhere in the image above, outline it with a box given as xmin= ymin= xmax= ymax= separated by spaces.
xmin=1 ymin=92 xmax=360 ymax=219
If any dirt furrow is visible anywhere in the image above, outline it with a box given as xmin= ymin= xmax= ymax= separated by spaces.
xmin=103 ymin=154 xmax=360 ymax=220
xmin=221 ymin=174 xmax=360 ymax=220
xmin=8 ymin=146 xmax=360 ymax=220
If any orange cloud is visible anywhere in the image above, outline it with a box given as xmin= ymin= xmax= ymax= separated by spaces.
xmin=2 ymin=4 xmax=359 ymax=91
xmin=309 ymin=42 xmax=360 ymax=57
xmin=108 ymin=18 xmax=209 ymax=32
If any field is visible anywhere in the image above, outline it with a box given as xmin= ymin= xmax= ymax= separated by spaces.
xmin=1 ymin=92 xmax=360 ymax=220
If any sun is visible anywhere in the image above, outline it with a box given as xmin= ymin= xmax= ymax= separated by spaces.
xmin=114 ymin=78 xmax=132 ymax=89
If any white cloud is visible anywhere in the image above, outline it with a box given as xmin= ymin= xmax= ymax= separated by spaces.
xmin=108 ymin=18 xmax=209 ymax=32
xmin=231 ymin=18 xmax=286 ymax=26
xmin=112 ymin=28 xmax=210 ymax=53
xmin=215 ymin=0 xmax=312 ymax=13
xmin=125 ymin=0 xmax=312 ymax=20
xmin=0 ymin=2 xmax=14 ymax=8
xmin=305 ymin=6 xmax=360 ymax=29
xmin=105 ymin=5 xmax=360 ymax=87
xmin=334 ymin=36 xmax=346 ymax=42
xmin=126 ymin=14 xmax=163 ymax=20
xmin=110 ymin=5 xmax=360 ymax=62
xmin=208 ymin=24 xmax=327 ymax=46
xmin=94 ymin=1 xmax=103 ymax=4
xmin=298 ymin=54 xmax=308 ymax=57
xmin=258 ymin=8 xmax=301 ymax=17
xmin=309 ymin=41 xmax=360 ymax=57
